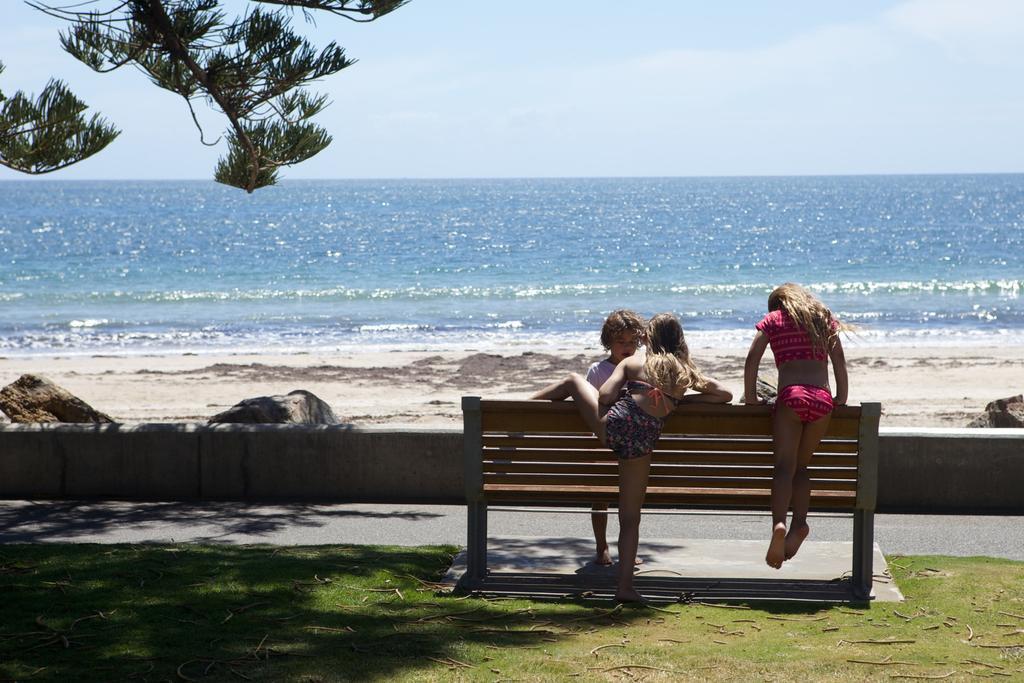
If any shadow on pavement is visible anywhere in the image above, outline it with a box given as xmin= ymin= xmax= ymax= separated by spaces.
xmin=0 ymin=500 xmax=443 ymax=543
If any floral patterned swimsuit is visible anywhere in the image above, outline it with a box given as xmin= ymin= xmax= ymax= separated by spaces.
xmin=604 ymin=380 xmax=680 ymax=460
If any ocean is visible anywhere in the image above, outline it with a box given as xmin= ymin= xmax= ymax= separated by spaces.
xmin=1 ymin=175 xmax=1021 ymax=356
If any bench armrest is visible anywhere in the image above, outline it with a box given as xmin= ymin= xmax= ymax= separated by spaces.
xmin=463 ymin=396 xmax=484 ymax=502
xmin=855 ymin=402 xmax=881 ymax=510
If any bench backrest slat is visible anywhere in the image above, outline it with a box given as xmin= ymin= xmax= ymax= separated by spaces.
xmin=482 ymin=462 xmax=857 ymax=479
xmin=483 ymin=435 xmax=860 ymax=454
xmin=482 ymin=448 xmax=858 ymax=466
xmin=482 ymin=484 xmax=857 ymax=508
xmin=485 ymin=473 xmax=859 ymax=490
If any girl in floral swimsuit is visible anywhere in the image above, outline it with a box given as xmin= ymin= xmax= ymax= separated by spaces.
xmin=743 ymin=283 xmax=852 ymax=569
xmin=532 ymin=313 xmax=732 ymax=602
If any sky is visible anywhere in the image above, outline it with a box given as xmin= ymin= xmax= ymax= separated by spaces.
xmin=1 ymin=0 xmax=1022 ymax=181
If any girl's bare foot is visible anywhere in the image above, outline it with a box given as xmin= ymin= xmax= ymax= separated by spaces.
xmin=784 ymin=522 xmax=810 ymax=560
xmin=614 ymin=587 xmax=644 ymax=603
xmin=596 ymin=547 xmax=613 ymax=565
xmin=765 ymin=522 xmax=787 ymax=569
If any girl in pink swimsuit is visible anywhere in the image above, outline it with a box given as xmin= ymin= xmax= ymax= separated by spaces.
xmin=532 ymin=313 xmax=732 ymax=602
xmin=743 ymin=283 xmax=851 ymax=570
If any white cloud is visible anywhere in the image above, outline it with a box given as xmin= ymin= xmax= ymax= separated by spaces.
xmin=884 ymin=0 xmax=1024 ymax=64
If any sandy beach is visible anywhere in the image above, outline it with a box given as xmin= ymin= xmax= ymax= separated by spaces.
xmin=2 ymin=342 xmax=1020 ymax=428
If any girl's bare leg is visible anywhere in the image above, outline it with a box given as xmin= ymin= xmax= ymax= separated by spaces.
xmin=615 ymin=454 xmax=651 ymax=602
xmin=785 ymin=413 xmax=832 ymax=560
xmin=592 ymin=503 xmax=611 ymax=564
xmin=534 ymin=375 xmax=614 ymax=561
xmin=532 ymin=373 xmax=606 ymax=442
xmin=767 ymin=404 xmax=803 ymax=569
xmin=530 ymin=375 xmax=575 ymax=401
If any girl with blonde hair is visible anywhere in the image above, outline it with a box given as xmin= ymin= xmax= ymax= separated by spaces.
xmin=533 ymin=313 xmax=732 ymax=602
xmin=743 ymin=283 xmax=852 ymax=569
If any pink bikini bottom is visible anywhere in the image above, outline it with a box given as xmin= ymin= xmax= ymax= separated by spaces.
xmin=777 ymin=384 xmax=834 ymax=423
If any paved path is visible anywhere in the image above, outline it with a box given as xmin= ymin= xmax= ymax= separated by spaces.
xmin=1 ymin=500 xmax=1021 ymax=561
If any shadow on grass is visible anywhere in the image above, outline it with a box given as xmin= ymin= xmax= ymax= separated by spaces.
xmin=454 ymin=536 xmax=869 ymax=607
xmin=0 ymin=500 xmax=443 ymax=543
xmin=0 ymin=543 xmax=686 ymax=682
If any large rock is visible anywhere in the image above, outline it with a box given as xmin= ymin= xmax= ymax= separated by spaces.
xmin=967 ymin=394 xmax=1024 ymax=428
xmin=740 ymin=376 xmax=778 ymax=404
xmin=208 ymin=389 xmax=339 ymax=424
xmin=0 ymin=374 xmax=114 ymax=423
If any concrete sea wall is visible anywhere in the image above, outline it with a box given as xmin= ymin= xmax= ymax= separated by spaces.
xmin=1 ymin=424 xmax=1021 ymax=513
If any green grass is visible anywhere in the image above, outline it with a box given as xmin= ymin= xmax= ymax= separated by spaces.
xmin=1 ymin=545 xmax=1023 ymax=681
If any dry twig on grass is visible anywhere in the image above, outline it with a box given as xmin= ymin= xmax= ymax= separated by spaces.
xmin=971 ymin=643 xmax=1024 ymax=649
xmin=641 ymin=604 xmax=681 ymax=615
xmin=565 ymin=605 xmax=623 ymax=622
xmin=426 ymin=655 xmax=474 ymax=669
xmin=963 ymin=658 xmax=1004 ymax=670
xmin=839 ymin=638 xmax=917 ymax=645
xmin=220 ymin=602 xmax=268 ymax=624
xmin=595 ymin=664 xmax=681 ymax=674
xmin=847 ymin=655 xmax=916 ymax=666
xmin=888 ymin=672 xmax=957 ymax=680
xmin=409 ymin=607 xmax=484 ymax=623
xmin=302 ymin=625 xmax=355 ymax=633
xmin=590 ymin=643 xmax=626 ymax=656
xmin=894 ymin=609 xmax=925 ymax=621
xmin=449 ymin=607 xmax=534 ymax=622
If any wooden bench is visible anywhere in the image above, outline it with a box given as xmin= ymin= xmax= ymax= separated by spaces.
xmin=462 ymin=397 xmax=881 ymax=600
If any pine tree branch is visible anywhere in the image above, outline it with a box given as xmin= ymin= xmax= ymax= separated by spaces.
xmin=139 ymin=0 xmax=263 ymax=191
xmin=252 ymin=0 xmax=408 ymax=22
xmin=21 ymin=0 xmax=408 ymax=188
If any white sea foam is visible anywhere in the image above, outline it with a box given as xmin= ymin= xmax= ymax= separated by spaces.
xmin=19 ymin=278 xmax=1022 ymax=305
xmin=356 ymin=323 xmax=431 ymax=333
xmin=3 ymin=325 xmax=1024 ymax=359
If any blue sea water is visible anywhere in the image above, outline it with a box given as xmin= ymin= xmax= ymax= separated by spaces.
xmin=0 ymin=175 xmax=1021 ymax=356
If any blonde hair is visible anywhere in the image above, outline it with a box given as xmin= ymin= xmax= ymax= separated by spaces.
xmin=643 ymin=313 xmax=706 ymax=397
xmin=767 ymin=283 xmax=851 ymax=352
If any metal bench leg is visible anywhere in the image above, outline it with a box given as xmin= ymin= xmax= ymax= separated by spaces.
xmin=466 ymin=501 xmax=488 ymax=587
xmin=852 ymin=509 xmax=874 ymax=600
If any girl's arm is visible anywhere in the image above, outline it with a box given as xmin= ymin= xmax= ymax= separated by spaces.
xmin=743 ymin=332 xmax=769 ymax=405
xmin=679 ymin=376 xmax=733 ymax=404
xmin=597 ymin=356 xmax=634 ymax=407
xmin=829 ymin=337 xmax=848 ymax=405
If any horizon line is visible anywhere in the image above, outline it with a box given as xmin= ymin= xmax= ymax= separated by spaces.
xmin=2 ymin=170 xmax=1023 ymax=184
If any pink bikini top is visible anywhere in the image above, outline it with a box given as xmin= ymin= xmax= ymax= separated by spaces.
xmin=755 ymin=309 xmax=835 ymax=366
